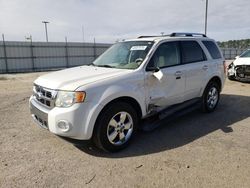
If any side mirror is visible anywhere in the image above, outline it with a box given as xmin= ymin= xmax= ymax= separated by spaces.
xmin=235 ymin=56 xmax=239 ymax=59
xmin=146 ymin=66 xmax=160 ymax=72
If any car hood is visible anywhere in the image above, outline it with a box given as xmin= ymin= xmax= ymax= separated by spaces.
xmin=34 ymin=66 xmax=131 ymax=90
xmin=233 ymin=57 xmax=250 ymax=66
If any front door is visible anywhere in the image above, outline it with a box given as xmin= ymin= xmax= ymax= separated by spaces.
xmin=145 ymin=41 xmax=185 ymax=112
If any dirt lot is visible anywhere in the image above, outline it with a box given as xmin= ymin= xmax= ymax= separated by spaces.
xmin=0 ymin=72 xmax=250 ymax=188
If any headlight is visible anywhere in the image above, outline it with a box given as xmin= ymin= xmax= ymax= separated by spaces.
xmin=55 ymin=91 xmax=86 ymax=108
xmin=228 ymin=62 xmax=234 ymax=69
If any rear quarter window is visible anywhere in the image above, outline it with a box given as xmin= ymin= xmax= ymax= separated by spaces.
xmin=202 ymin=41 xmax=222 ymax=59
xmin=181 ymin=41 xmax=206 ymax=64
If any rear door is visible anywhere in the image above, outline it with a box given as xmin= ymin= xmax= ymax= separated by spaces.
xmin=180 ymin=40 xmax=208 ymax=101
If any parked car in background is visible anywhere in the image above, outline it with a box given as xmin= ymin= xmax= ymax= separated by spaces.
xmin=29 ymin=32 xmax=226 ymax=152
xmin=228 ymin=49 xmax=250 ymax=81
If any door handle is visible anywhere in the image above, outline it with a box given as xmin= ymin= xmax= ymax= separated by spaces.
xmin=202 ymin=65 xmax=208 ymax=70
xmin=175 ymin=71 xmax=182 ymax=79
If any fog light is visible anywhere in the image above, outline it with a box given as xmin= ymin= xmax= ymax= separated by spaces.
xmin=57 ymin=120 xmax=71 ymax=132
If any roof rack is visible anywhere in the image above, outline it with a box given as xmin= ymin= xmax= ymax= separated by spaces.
xmin=137 ymin=35 xmax=162 ymax=38
xmin=138 ymin=32 xmax=206 ymax=39
xmin=170 ymin=32 xmax=207 ymax=37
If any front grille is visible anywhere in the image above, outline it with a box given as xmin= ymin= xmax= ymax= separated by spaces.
xmin=236 ymin=65 xmax=250 ymax=75
xmin=33 ymin=85 xmax=56 ymax=108
xmin=245 ymin=65 xmax=250 ymax=73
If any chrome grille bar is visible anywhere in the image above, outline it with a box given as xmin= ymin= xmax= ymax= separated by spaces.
xmin=33 ymin=84 xmax=57 ymax=108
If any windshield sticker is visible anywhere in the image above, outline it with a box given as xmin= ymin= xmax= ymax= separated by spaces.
xmin=130 ymin=46 xmax=147 ymax=51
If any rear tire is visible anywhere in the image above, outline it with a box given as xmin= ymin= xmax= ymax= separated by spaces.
xmin=202 ymin=82 xmax=220 ymax=113
xmin=93 ymin=102 xmax=138 ymax=152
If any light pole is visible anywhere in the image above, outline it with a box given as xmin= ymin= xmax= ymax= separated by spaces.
xmin=42 ymin=21 xmax=49 ymax=42
xmin=82 ymin=25 xmax=84 ymax=42
xmin=204 ymin=0 xmax=208 ymax=35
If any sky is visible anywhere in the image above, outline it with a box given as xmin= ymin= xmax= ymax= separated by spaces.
xmin=0 ymin=0 xmax=250 ymax=43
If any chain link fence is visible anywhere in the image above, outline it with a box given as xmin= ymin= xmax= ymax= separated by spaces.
xmin=220 ymin=48 xmax=246 ymax=60
xmin=0 ymin=41 xmax=110 ymax=73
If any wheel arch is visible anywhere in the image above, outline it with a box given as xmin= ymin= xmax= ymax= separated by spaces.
xmin=96 ymin=96 xmax=143 ymax=122
xmin=205 ymin=76 xmax=222 ymax=92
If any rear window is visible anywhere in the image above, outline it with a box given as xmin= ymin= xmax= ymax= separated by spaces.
xmin=202 ymin=41 xmax=222 ymax=59
xmin=181 ymin=41 xmax=206 ymax=64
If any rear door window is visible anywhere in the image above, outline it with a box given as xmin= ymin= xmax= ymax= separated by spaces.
xmin=202 ymin=41 xmax=222 ymax=59
xmin=180 ymin=41 xmax=206 ymax=64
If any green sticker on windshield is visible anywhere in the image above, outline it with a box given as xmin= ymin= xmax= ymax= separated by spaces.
xmin=130 ymin=46 xmax=147 ymax=51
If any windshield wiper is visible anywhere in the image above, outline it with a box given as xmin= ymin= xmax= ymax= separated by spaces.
xmin=96 ymin=64 xmax=114 ymax=68
xmin=87 ymin=62 xmax=96 ymax=66
xmin=87 ymin=63 xmax=113 ymax=68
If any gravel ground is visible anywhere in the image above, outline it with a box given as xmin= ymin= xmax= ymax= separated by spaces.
xmin=0 ymin=72 xmax=249 ymax=188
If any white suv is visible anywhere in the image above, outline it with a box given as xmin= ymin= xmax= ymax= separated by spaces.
xmin=29 ymin=32 xmax=226 ymax=152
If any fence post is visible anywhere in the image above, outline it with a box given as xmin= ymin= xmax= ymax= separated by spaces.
xmin=30 ymin=36 xmax=35 ymax=71
xmin=93 ymin=38 xmax=97 ymax=60
xmin=2 ymin=34 xmax=8 ymax=73
xmin=82 ymin=41 xmax=85 ymax=64
xmin=65 ymin=37 xmax=69 ymax=68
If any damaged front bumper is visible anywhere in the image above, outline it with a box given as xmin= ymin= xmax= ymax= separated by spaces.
xmin=228 ymin=64 xmax=250 ymax=82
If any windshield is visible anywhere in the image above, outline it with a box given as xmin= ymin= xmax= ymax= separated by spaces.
xmin=92 ymin=41 xmax=154 ymax=69
xmin=240 ymin=49 xmax=250 ymax=58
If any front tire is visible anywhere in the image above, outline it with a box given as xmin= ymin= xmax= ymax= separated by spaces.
xmin=93 ymin=102 xmax=138 ymax=152
xmin=202 ymin=82 xmax=220 ymax=112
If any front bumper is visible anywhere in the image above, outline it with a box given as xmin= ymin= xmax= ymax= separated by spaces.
xmin=29 ymin=96 xmax=98 ymax=140
xmin=30 ymin=96 xmax=49 ymax=130
xmin=228 ymin=65 xmax=250 ymax=81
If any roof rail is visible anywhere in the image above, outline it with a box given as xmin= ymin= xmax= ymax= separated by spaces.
xmin=138 ymin=34 xmax=173 ymax=38
xmin=138 ymin=32 xmax=206 ymax=39
xmin=170 ymin=32 xmax=207 ymax=37
xmin=138 ymin=35 xmax=160 ymax=38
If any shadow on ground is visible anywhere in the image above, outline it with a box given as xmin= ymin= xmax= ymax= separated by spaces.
xmin=62 ymin=94 xmax=250 ymax=158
